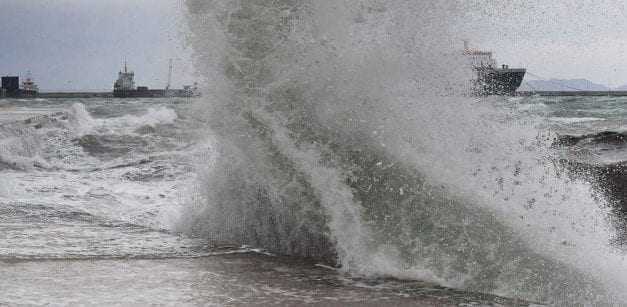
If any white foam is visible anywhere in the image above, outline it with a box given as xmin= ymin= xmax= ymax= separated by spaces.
xmin=68 ymin=103 xmax=96 ymax=134
xmin=116 ymin=107 xmax=178 ymax=128
xmin=183 ymin=1 xmax=627 ymax=304
xmin=71 ymin=104 xmax=178 ymax=135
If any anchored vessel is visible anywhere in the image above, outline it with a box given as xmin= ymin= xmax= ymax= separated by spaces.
xmin=464 ymin=42 xmax=526 ymax=96
xmin=113 ymin=61 xmax=200 ymax=98
xmin=0 ymin=74 xmax=39 ymax=98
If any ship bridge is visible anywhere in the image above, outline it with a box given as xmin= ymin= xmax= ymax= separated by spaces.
xmin=463 ymin=40 xmax=497 ymax=68
xmin=114 ymin=62 xmax=135 ymax=91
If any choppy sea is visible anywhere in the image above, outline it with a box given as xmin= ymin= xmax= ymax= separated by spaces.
xmin=0 ymin=96 xmax=624 ymax=306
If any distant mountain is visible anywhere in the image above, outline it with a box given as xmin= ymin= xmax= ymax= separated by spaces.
xmin=518 ymin=79 xmax=610 ymax=91
xmin=613 ymin=84 xmax=627 ymax=91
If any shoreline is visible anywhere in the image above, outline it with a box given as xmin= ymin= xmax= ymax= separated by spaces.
xmin=0 ymin=253 xmax=539 ymax=306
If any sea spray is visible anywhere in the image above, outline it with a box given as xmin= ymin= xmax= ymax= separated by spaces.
xmin=182 ymin=0 xmax=627 ymax=304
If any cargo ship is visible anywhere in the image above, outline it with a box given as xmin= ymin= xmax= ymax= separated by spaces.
xmin=464 ymin=41 xmax=526 ymax=96
xmin=0 ymin=73 xmax=39 ymax=98
xmin=113 ymin=61 xmax=200 ymax=98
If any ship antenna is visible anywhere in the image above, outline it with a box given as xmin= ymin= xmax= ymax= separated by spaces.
xmin=124 ymin=59 xmax=128 ymax=73
xmin=166 ymin=58 xmax=173 ymax=91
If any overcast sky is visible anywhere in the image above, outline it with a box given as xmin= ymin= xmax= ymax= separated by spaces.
xmin=0 ymin=0 xmax=194 ymax=91
xmin=3 ymin=1 xmax=627 ymax=90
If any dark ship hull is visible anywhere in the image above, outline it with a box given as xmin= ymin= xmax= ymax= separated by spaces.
xmin=473 ymin=67 xmax=526 ymax=96
xmin=0 ymin=90 xmax=39 ymax=98
xmin=18 ymin=89 xmax=39 ymax=98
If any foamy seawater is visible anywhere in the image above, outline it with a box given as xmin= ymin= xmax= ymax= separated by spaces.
xmin=0 ymin=98 xmax=207 ymax=260
xmin=6 ymin=1 xmax=627 ymax=306
xmin=1 ymin=97 xmax=544 ymax=306
xmin=180 ymin=1 xmax=627 ymax=305
xmin=1 ymin=94 xmax=625 ymax=306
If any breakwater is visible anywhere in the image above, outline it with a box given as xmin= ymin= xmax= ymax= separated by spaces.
xmin=1 ymin=90 xmax=198 ymax=99
xmin=38 ymin=92 xmax=113 ymax=99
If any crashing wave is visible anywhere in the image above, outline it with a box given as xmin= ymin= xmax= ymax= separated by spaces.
xmin=180 ymin=0 xmax=627 ymax=304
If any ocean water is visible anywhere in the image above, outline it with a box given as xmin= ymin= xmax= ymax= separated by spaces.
xmin=4 ymin=1 xmax=627 ymax=306
xmin=180 ymin=0 xmax=627 ymax=305
xmin=1 ymin=97 xmax=540 ymax=306
xmin=2 ymin=95 xmax=625 ymax=306
xmin=512 ymin=95 xmax=627 ymax=164
xmin=511 ymin=95 xmax=627 ymax=136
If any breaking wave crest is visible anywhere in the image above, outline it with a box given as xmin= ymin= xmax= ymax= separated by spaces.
xmin=105 ymin=107 xmax=178 ymax=132
xmin=181 ymin=1 xmax=627 ymax=304
xmin=0 ymin=109 xmax=83 ymax=171
xmin=0 ymin=103 xmax=178 ymax=170
xmin=72 ymin=103 xmax=178 ymax=134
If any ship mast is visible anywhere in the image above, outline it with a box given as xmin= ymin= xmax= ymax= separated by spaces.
xmin=166 ymin=59 xmax=173 ymax=91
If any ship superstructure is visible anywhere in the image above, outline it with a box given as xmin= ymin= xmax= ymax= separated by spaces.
xmin=464 ymin=41 xmax=526 ymax=96
xmin=20 ymin=71 xmax=39 ymax=97
xmin=113 ymin=62 xmax=136 ymax=94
